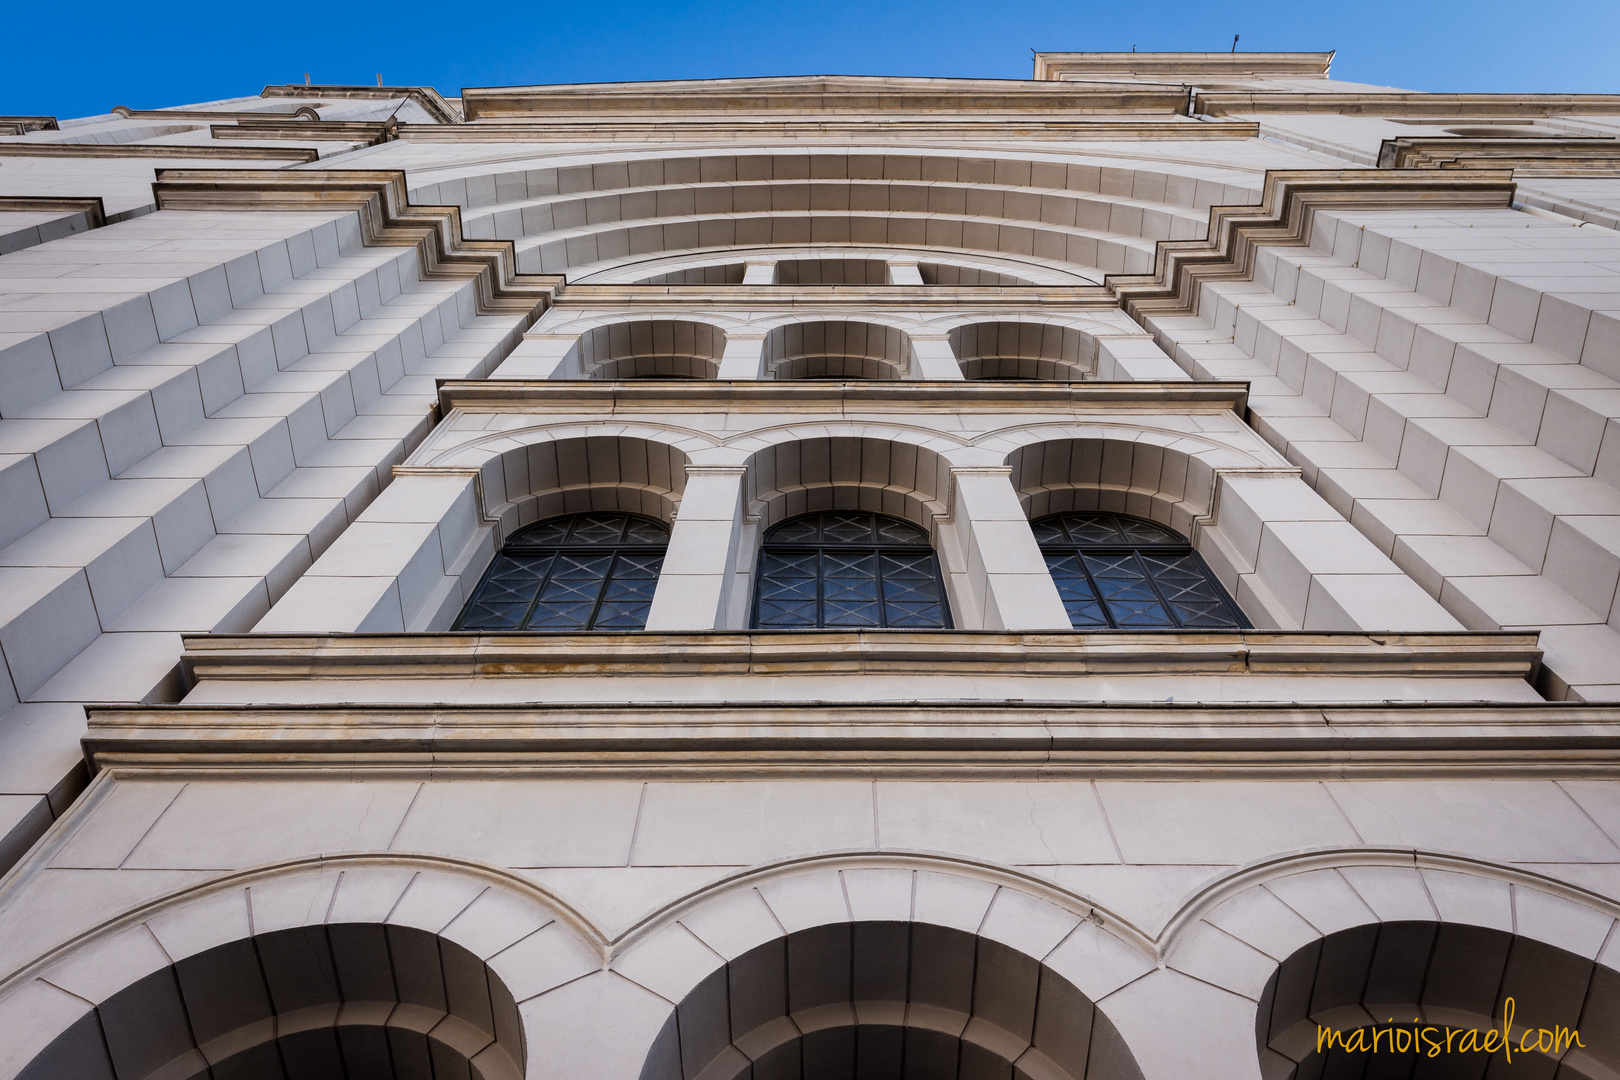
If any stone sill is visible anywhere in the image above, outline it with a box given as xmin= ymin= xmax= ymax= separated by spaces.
xmin=179 ymin=629 xmax=1541 ymax=683
xmin=435 ymin=379 xmax=1249 ymax=414
xmin=83 ymin=699 xmax=1620 ymax=777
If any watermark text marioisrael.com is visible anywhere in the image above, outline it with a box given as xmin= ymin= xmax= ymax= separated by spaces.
xmin=1316 ymin=999 xmax=1584 ymax=1059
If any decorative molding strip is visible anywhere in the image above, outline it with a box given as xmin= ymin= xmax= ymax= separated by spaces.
xmin=0 ymin=115 xmax=58 ymax=135
xmin=460 ymin=75 xmax=1192 ymax=120
xmin=1378 ymin=135 xmax=1620 ymax=176
xmin=210 ymin=118 xmax=397 ymax=146
xmin=434 ymin=379 xmax=1251 ymax=416
xmin=152 ymin=168 xmax=563 ymax=318
xmin=394 ymin=119 xmax=1262 ymax=143
xmin=173 ymin=629 xmax=1539 ymax=682
xmin=1035 ymin=51 xmax=1334 ymax=82
xmin=0 ymin=195 xmax=106 ymax=229
xmin=1195 ymin=91 xmax=1620 ymax=117
xmin=113 ymin=104 xmax=322 ymax=121
xmin=1106 ymin=168 xmax=1517 ymax=321
xmin=0 ymin=141 xmax=318 ymax=161
xmin=260 ymin=83 xmax=462 ymax=124
xmin=552 ymin=282 xmax=1118 ymax=308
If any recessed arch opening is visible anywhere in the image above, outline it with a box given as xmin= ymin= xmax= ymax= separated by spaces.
xmin=17 ymin=923 xmax=524 ymax=1080
xmin=568 ymin=319 xmax=725 ymax=380
xmin=639 ymin=921 xmax=1143 ymax=1080
xmin=634 ymin=262 xmax=747 ymax=284
xmin=1258 ymin=920 xmax=1615 ymax=1079
xmin=774 ymin=258 xmax=890 ymax=284
xmin=949 ymin=321 xmax=1097 ymax=381
xmin=764 ymin=320 xmax=911 ymax=381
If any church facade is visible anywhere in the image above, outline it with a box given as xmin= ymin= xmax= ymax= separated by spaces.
xmin=1 ymin=51 xmax=1620 ymax=1078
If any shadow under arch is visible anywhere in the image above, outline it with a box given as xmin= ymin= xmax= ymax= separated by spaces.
xmin=565 ymin=318 xmax=726 ymax=379
xmin=1003 ymin=434 xmax=1221 ymax=538
xmin=764 ymin=319 xmax=912 ymax=381
xmin=481 ymin=433 xmax=694 ymax=536
xmin=949 ymin=320 xmax=1098 ymax=381
xmin=0 ymin=851 xmax=611 ymax=1080
xmin=740 ymin=433 xmax=951 ymax=534
xmin=1258 ymin=921 xmax=1616 ymax=1079
xmin=18 ymin=921 xmax=526 ymax=1080
xmin=640 ymin=920 xmax=1145 ymax=1080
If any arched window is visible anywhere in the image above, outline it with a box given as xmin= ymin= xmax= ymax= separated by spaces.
xmin=455 ymin=512 xmax=667 ymax=631
xmin=1034 ymin=511 xmax=1248 ymax=630
xmin=753 ymin=511 xmax=951 ymax=629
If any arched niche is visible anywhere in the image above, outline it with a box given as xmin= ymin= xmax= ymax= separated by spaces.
xmin=1258 ymin=920 xmax=1618 ymax=1078
xmin=634 ymin=263 xmax=746 ymax=284
xmin=16 ymin=922 xmax=525 ymax=1080
xmin=763 ymin=320 xmax=912 ymax=381
xmin=919 ymin=261 xmax=1038 ymax=286
xmin=774 ymin=258 xmax=890 ymax=284
xmin=949 ymin=321 xmax=1097 ymax=381
xmin=485 ymin=434 xmax=693 ymax=537
xmin=567 ymin=319 xmax=725 ymax=380
xmin=639 ymin=921 xmax=1144 ymax=1080
xmin=741 ymin=434 xmax=951 ymax=534
xmin=1004 ymin=436 xmax=1216 ymax=538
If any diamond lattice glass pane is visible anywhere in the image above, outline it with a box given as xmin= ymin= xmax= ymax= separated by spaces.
xmin=1031 ymin=519 xmax=1068 ymax=545
xmin=593 ymin=554 xmax=663 ymax=628
xmin=526 ymin=553 xmax=614 ymax=628
xmin=459 ymin=601 xmax=532 ymax=630
xmin=1044 ymin=553 xmax=1109 ymax=628
xmin=1143 ymin=552 xmax=1240 ymax=628
xmin=1116 ymin=517 xmax=1183 ymax=545
xmin=756 ymin=552 xmax=819 ymax=626
xmin=878 ymin=553 xmax=947 ymax=627
xmin=822 ymin=551 xmax=881 ymax=626
xmin=1062 ymin=514 xmax=1126 ymax=544
xmin=509 ymin=519 xmax=571 ymax=547
xmin=875 ymin=518 xmax=928 ymax=545
xmin=568 ymin=514 xmax=630 ymax=545
xmin=768 ymin=518 xmax=821 ymax=544
xmin=1084 ymin=552 xmax=1174 ymax=627
xmin=822 ymin=512 xmax=877 ymax=544
xmin=623 ymin=517 xmax=671 ymax=545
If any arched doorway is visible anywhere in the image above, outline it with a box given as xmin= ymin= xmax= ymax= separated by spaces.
xmin=17 ymin=922 xmax=524 ymax=1080
xmin=640 ymin=920 xmax=1141 ymax=1079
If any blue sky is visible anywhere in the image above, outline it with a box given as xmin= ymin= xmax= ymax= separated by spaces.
xmin=5 ymin=0 xmax=1617 ymax=120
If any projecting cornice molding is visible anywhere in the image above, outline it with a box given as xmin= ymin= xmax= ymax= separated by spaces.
xmin=433 ymin=379 xmax=1251 ymax=416
xmin=1034 ymin=51 xmax=1334 ymax=82
xmin=0 ymin=142 xmax=319 ymax=161
xmin=1195 ymin=90 xmax=1620 ymax=116
xmin=0 ymin=195 xmax=106 ymax=229
xmin=1378 ymin=135 xmax=1620 ymax=176
xmin=0 ymin=115 xmax=58 ymax=135
xmin=460 ymin=75 xmax=1192 ymax=119
xmin=151 ymin=168 xmax=562 ymax=318
xmin=178 ymin=629 xmax=1540 ymax=682
xmin=260 ymin=83 xmax=462 ymax=123
xmin=1108 ymin=168 xmax=1517 ymax=321
xmin=393 ymin=118 xmax=1260 ymax=143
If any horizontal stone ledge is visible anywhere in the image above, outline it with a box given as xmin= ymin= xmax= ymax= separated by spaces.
xmin=548 ymin=283 xmax=1120 ymax=306
xmin=178 ymin=629 xmax=1541 ymax=683
xmin=80 ymin=720 xmax=1620 ymax=779
xmin=436 ymin=378 xmax=1249 ymax=414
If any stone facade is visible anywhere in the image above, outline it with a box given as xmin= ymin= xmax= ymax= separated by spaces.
xmin=2 ymin=51 xmax=1620 ymax=1079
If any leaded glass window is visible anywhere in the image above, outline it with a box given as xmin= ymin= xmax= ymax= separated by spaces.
xmin=1034 ymin=512 xmax=1247 ymax=630
xmin=753 ymin=511 xmax=951 ymax=629
xmin=455 ymin=512 xmax=667 ymax=631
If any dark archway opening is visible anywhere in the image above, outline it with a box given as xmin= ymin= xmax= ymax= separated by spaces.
xmin=640 ymin=920 xmax=1143 ymax=1080
xmin=20 ymin=923 xmax=524 ymax=1080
